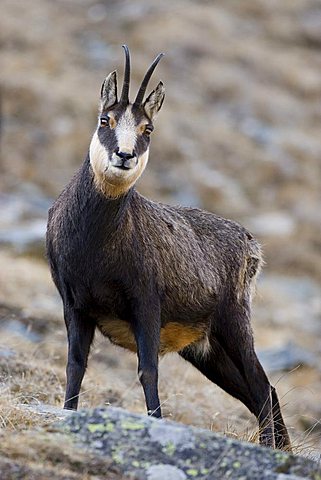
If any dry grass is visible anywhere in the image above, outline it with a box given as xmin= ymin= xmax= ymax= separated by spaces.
xmin=0 ymin=361 xmax=64 ymax=430
xmin=0 ymin=428 xmax=129 ymax=479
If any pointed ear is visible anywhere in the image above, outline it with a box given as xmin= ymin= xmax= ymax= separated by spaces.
xmin=143 ymin=81 xmax=165 ymax=121
xmin=100 ymin=71 xmax=118 ymax=111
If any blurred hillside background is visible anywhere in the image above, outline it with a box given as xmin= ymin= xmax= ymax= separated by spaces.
xmin=1 ymin=0 xmax=321 ymax=458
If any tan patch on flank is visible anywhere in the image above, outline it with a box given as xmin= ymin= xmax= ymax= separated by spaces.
xmin=160 ymin=323 xmax=204 ymax=355
xmin=98 ymin=319 xmax=137 ymax=352
xmin=97 ymin=319 xmax=204 ymax=355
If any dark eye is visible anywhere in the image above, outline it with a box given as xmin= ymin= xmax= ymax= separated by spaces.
xmin=100 ymin=117 xmax=109 ymax=127
xmin=144 ymin=124 xmax=154 ymax=136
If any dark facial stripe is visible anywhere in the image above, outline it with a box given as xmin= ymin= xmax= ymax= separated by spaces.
xmin=98 ymin=105 xmax=151 ymax=159
xmin=97 ymin=124 xmax=118 ymax=158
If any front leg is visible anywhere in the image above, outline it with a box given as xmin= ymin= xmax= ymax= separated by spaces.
xmin=133 ymin=297 xmax=161 ymax=418
xmin=64 ymin=305 xmax=95 ymax=410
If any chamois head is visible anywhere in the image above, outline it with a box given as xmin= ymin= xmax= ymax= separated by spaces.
xmin=90 ymin=45 xmax=165 ymax=197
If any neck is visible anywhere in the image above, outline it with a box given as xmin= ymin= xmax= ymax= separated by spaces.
xmin=92 ymin=169 xmax=132 ymax=199
xmin=74 ymin=156 xmax=134 ymax=235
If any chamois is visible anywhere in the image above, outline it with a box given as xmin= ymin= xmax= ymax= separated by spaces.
xmin=46 ymin=45 xmax=291 ymax=450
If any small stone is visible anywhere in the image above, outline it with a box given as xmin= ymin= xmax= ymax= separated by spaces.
xmin=146 ymin=464 xmax=187 ymax=480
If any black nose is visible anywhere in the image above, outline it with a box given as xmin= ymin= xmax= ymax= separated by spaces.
xmin=115 ymin=149 xmax=135 ymax=160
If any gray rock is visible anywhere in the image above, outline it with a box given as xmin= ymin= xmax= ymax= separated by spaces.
xmin=258 ymin=342 xmax=317 ymax=373
xmin=0 ymin=303 xmax=57 ymax=341
xmin=1 ymin=319 xmax=42 ymax=343
xmin=0 ymin=219 xmax=46 ymax=255
xmin=0 ymin=190 xmax=50 ymax=224
xmin=19 ymin=402 xmax=73 ymax=420
xmin=259 ymin=275 xmax=320 ymax=303
xmin=0 ymin=347 xmax=15 ymax=360
xmin=0 ymin=191 xmax=51 ymax=256
xmin=246 ymin=212 xmax=297 ymax=237
xmin=57 ymin=406 xmax=321 ymax=480
xmin=257 ymin=274 xmax=321 ymax=334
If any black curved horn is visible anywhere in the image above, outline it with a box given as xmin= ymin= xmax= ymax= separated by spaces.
xmin=120 ymin=45 xmax=130 ymax=105
xmin=134 ymin=53 xmax=164 ymax=106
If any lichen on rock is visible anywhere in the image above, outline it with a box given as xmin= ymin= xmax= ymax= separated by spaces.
xmin=59 ymin=406 xmax=321 ymax=480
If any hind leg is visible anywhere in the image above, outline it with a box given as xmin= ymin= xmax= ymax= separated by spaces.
xmin=180 ymin=338 xmax=274 ymax=447
xmin=271 ymin=386 xmax=291 ymax=451
xmin=211 ymin=305 xmax=274 ymax=447
xmin=180 ymin=339 xmax=257 ymax=413
xmin=211 ymin=301 xmax=290 ymax=449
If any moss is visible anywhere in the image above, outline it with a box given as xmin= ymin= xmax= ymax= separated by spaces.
xmin=274 ymin=451 xmax=288 ymax=463
xmin=87 ymin=423 xmax=113 ymax=433
xmin=101 ymin=411 xmax=110 ymax=420
xmin=275 ymin=456 xmax=295 ymax=473
xmin=111 ymin=450 xmax=123 ymax=464
xmin=186 ymin=468 xmax=198 ymax=476
xmin=120 ymin=420 xmax=145 ymax=431
xmin=200 ymin=468 xmax=209 ymax=474
xmin=163 ymin=441 xmax=176 ymax=456
xmin=106 ymin=422 xmax=115 ymax=432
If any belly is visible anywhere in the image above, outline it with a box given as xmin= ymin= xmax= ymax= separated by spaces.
xmin=97 ymin=318 xmax=205 ymax=355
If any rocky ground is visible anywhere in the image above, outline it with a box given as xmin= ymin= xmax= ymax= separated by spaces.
xmin=1 ymin=0 xmax=321 ymax=476
xmin=1 ymin=406 xmax=320 ymax=479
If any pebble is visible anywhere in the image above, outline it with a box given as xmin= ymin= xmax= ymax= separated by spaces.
xmin=146 ymin=464 xmax=187 ymax=480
